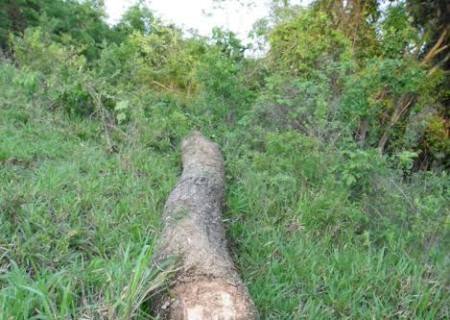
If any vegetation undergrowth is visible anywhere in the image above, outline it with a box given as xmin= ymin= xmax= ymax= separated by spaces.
xmin=0 ymin=0 xmax=449 ymax=319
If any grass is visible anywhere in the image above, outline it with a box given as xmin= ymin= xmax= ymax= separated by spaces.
xmin=0 ymin=64 xmax=177 ymax=319
xmin=1 ymin=61 xmax=449 ymax=319
xmin=222 ymin=130 xmax=449 ymax=319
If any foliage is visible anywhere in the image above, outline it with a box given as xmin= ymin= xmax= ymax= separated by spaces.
xmin=0 ymin=0 xmax=112 ymax=59
xmin=113 ymin=3 xmax=156 ymax=36
xmin=268 ymin=9 xmax=352 ymax=76
xmin=265 ymin=2 xmax=448 ymax=167
xmin=0 ymin=0 xmax=449 ymax=319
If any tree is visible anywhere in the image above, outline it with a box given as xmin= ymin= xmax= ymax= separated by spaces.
xmin=0 ymin=0 xmax=112 ymax=59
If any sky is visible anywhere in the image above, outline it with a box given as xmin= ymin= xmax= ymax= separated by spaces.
xmin=104 ymin=0 xmax=309 ymax=42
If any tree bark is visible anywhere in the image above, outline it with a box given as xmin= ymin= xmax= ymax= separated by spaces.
xmin=153 ymin=131 xmax=258 ymax=320
xmin=378 ymin=94 xmax=415 ymax=155
xmin=356 ymin=118 xmax=369 ymax=147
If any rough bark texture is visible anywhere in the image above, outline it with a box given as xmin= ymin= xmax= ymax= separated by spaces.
xmin=153 ymin=131 xmax=258 ymax=320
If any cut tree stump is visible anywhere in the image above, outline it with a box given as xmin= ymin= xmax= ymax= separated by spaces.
xmin=153 ymin=131 xmax=258 ymax=320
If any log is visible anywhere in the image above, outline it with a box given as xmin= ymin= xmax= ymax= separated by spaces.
xmin=153 ymin=131 xmax=258 ymax=320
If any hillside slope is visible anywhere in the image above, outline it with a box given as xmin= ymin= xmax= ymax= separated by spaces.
xmin=1 ymin=1 xmax=449 ymax=319
xmin=1 ymin=60 xmax=449 ymax=318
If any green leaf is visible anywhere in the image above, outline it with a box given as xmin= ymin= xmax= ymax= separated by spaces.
xmin=115 ymin=100 xmax=129 ymax=111
xmin=117 ymin=112 xmax=127 ymax=124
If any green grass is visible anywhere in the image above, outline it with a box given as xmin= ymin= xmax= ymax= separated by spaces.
xmin=222 ymin=130 xmax=449 ymax=319
xmin=1 ymin=62 xmax=449 ymax=319
xmin=0 ymin=64 xmax=176 ymax=319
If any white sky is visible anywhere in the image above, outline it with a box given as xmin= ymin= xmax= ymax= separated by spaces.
xmin=104 ymin=0 xmax=309 ymax=42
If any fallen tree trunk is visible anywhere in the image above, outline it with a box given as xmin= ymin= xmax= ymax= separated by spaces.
xmin=153 ymin=131 xmax=258 ymax=320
